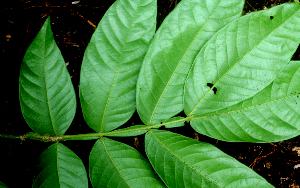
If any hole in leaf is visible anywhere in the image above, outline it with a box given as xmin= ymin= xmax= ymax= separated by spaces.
xmin=213 ymin=87 xmax=217 ymax=94
xmin=270 ymin=16 xmax=274 ymax=19
xmin=206 ymin=83 xmax=217 ymax=94
xmin=207 ymin=83 xmax=213 ymax=88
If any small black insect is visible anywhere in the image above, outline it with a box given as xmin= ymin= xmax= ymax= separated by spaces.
xmin=207 ymin=83 xmax=217 ymax=94
xmin=270 ymin=16 xmax=274 ymax=20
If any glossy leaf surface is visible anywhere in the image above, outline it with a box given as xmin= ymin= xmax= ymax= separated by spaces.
xmin=80 ymin=0 xmax=157 ymax=132
xmin=32 ymin=143 xmax=88 ymax=188
xmin=136 ymin=0 xmax=245 ymax=125
xmin=19 ymin=17 xmax=76 ymax=136
xmin=184 ymin=3 xmax=300 ymax=142
xmin=145 ymin=130 xmax=274 ymax=187
xmin=190 ymin=61 xmax=300 ymax=142
xmin=184 ymin=2 xmax=300 ymax=116
xmin=89 ymin=137 xmax=165 ymax=188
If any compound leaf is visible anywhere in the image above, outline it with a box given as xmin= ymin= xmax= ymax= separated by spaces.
xmin=89 ymin=137 xmax=165 ymax=188
xmin=80 ymin=0 xmax=156 ymax=133
xmin=184 ymin=2 xmax=300 ymax=117
xmin=190 ymin=61 xmax=300 ymax=142
xmin=136 ymin=0 xmax=245 ymax=125
xmin=19 ymin=17 xmax=76 ymax=136
xmin=145 ymin=130 xmax=274 ymax=187
xmin=32 ymin=143 xmax=88 ymax=188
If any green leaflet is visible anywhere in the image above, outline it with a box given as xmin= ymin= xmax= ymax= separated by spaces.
xmin=190 ymin=61 xmax=300 ymax=142
xmin=89 ymin=137 xmax=165 ymax=188
xmin=32 ymin=143 xmax=88 ymax=188
xmin=19 ymin=17 xmax=76 ymax=136
xmin=184 ymin=2 xmax=300 ymax=116
xmin=79 ymin=0 xmax=157 ymax=133
xmin=136 ymin=0 xmax=245 ymax=125
xmin=145 ymin=130 xmax=274 ymax=188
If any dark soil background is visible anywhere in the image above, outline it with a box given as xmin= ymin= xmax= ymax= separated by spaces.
xmin=2 ymin=0 xmax=300 ymax=187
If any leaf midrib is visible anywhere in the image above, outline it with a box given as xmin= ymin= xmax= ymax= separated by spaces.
xmin=42 ymin=20 xmax=57 ymax=136
xmin=101 ymin=138 xmax=131 ymax=188
xmin=55 ymin=143 xmax=61 ymax=187
xmin=191 ymin=91 xmax=299 ymax=121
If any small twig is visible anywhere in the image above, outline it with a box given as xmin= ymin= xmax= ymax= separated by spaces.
xmin=249 ymin=150 xmax=263 ymax=169
xmin=77 ymin=13 xmax=97 ymax=29
xmin=249 ymin=147 xmax=276 ymax=169
xmin=245 ymin=1 xmax=257 ymax=11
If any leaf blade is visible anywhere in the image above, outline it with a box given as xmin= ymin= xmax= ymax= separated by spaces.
xmin=191 ymin=61 xmax=300 ymax=142
xmin=136 ymin=0 xmax=245 ymax=125
xmin=80 ymin=0 xmax=157 ymax=132
xmin=32 ymin=143 xmax=88 ymax=188
xmin=19 ymin=17 xmax=76 ymax=136
xmin=184 ymin=2 xmax=300 ymax=117
xmin=145 ymin=130 xmax=274 ymax=187
xmin=89 ymin=137 xmax=165 ymax=188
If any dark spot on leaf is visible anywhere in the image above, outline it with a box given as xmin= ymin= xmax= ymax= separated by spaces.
xmin=270 ymin=16 xmax=274 ymax=19
xmin=213 ymin=87 xmax=217 ymax=94
xmin=207 ymin=83 xmax=217 ymax=94
xmin=207 ymin=83 xmax=213 ymax=88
